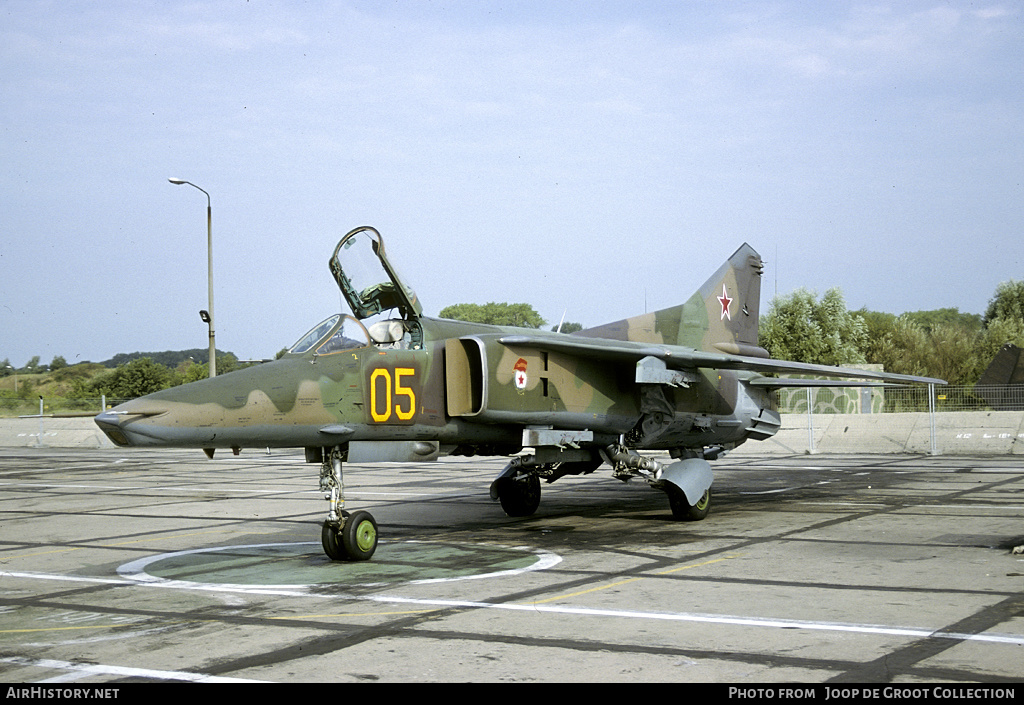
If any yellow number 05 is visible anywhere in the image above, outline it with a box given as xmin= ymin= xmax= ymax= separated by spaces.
xmin=370 ymin=367 xmax=416 ymax=423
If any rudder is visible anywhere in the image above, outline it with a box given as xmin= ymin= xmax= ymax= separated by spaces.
xmin=576 ymin=243 xmax=767 ymax=357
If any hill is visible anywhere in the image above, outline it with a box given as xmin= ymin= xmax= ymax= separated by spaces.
xmin=0 ymin=349 xmax=245 ymax=417
xmin=101 ymin=348 xmax=230 ymax=369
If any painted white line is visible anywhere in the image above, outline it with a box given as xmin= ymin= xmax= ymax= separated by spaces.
xmin=402 ymin=542 xmax=563 ymax=584
xmin=115 ymin=541 xmax=561 ymax=588
xmin=365 ymin=596 xmax=1024 ymax=646
xmin=4 ymin=568 xmax=1022 ymax=647
xmin=1 ymin=572 xmax=131 ymax=586
xmin=921 ymin=504 xmax=1024 ymax=511
xmin=0 ymin=570 xmax=307 ymax=597
xmin=0 ymin=656 xmax=266 ymax=683
xmin=738 ymin=488 xmax=800 ymax=495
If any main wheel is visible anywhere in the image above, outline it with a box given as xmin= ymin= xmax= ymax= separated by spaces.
xmin=497 ymin=473 xmax=541 ymax=517
xmin=667 ymin=487 xmax=710 ymax=521
xmin=341 ymin=510 xmax=378 ymax=561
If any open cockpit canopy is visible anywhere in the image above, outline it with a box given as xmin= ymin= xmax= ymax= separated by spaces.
xmin=286 ymin=228 xmax=426 ymax=356
xmin=329 ymin=226 xmax=422 ymax=322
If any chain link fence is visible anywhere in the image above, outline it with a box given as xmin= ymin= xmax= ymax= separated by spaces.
xmin=768 ymin=384 xmax=1024 ymax=455
xmin=776 ymin=384 xmax=1024 ymax=414
xmin=0 ymin=397 xmax=127 ymax=418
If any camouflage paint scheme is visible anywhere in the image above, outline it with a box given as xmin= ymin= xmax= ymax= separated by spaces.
xmin=95 ymin=226 xmax=944 ymax=560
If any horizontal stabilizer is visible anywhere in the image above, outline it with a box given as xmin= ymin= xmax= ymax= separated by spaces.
xmin=748 ymin=378 xmax=920 ymax=389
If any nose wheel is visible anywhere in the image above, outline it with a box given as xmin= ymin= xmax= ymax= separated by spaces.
xmin=322 ymin=511 xmax=378 ymax=561
xmin=319 ymin=447 xmax=379 ymax=561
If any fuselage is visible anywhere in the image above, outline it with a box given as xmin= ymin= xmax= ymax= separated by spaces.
xmin=94 ymin=313 xmax=778 ymax=457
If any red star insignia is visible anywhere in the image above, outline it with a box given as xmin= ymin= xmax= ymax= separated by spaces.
xmin=718 ymin=285 xmax=732 ymax=321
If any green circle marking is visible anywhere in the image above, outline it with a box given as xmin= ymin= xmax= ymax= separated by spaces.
xmin=118 ymin=541 xmax=559 ymax=589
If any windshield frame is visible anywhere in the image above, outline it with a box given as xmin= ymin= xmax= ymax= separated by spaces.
xmin=287 ymin=314 xmax=372 ymax=356
xmin=289 ymin=315 xmax=341 ymax=354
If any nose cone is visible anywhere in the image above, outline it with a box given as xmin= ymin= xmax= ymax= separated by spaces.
xmin=94 ymin=410 xmax=131 ymax=446
xmin=93 ymin=357 xmax=321 ymax=449
xmin=92 ymin=359 xmax=305 ymax=448
xmin=94 ymin=399 xmax=171 ymax=447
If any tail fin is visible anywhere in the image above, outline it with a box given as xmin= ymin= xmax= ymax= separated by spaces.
xmin=576 ymin=243 xmax=768 ymax=357
xmin=975 ymin=344 xmax=1024 ymax=410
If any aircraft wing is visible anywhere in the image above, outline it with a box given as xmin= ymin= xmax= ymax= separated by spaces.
xmin=498 ymin=334 xmax=946 ymax=387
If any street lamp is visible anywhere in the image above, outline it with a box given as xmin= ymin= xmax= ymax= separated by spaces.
xmin=168 ymin=178 xmax=216 ymax=377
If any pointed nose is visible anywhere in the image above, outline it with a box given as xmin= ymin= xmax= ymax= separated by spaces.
xmin=94 ymin=410 xmax=131 ymax=446
xmin=94 ymin=402 xmax=171 ymax=446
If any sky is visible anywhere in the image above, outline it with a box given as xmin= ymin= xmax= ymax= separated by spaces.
xmin=2 ymin=0 xmax=1022 ymax=367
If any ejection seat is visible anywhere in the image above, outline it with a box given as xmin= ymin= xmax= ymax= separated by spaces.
xmin=367 ymin=319 xmax=408 ymax=348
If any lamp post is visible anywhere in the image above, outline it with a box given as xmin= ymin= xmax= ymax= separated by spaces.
xmin=168 ymin=178 xmax=216 ymax=377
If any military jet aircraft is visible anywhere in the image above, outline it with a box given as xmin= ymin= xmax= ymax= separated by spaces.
xmin=95 ymin=226 xmax=944 ymax=562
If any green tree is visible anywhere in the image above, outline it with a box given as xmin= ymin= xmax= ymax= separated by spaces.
xmin=50 ymin=355 xmax=68 ymax=372
xmin=984 ymin=280 xmax=1024 ymax=327
xmin=439 ymin=302 xmax=546 ymax=328
xmin=870 ymin=316 xmax=932 ymax=378
xmin=972 ymin=280 xmax=1024 ymax=380
xmin=17 ymin=380 xmax=35 ymax=400
xmin=215 ymin=352 xmax=244 ymax=374
xmin=104 ymin=348 xmax=228 ymax=369
xmin=759 ymin=288 xmax=866 ymax=366
xmin=862 ymin=308 xmax=985 ymax=384
xmin=179 ymin=362 xmax=209 ymax=384
xmin=88 ymin=358 xmax=174 ymax=400
xmin=903 ymin=308 xmax=982 ymax=335
xmin=856 ymin=308 xmax=896 ymax=365
xmin=976 ymin=316 xmax=1024 ymax=372
xmin=53 ymin=361 xmax=102 ymax=384
xmin=552 ymin=321 xmax=584 ymax=334
xmin=172 ymin=352 xmax=250 ymax=385
xmin=925 ymin=322 xmax=987 ymax=386
xmin=863 ymin=309 xmax=1022 ymax=386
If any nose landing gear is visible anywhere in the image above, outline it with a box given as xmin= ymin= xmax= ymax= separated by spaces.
xmin=322 ymin=510 xmax=378 ymax=561
xmin=319 ymin=447 xmax=379 ymax=561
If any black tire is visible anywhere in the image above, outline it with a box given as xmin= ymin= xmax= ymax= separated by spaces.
xmin=341 ymin=510 xmax=378 ymax=561
xmin=668 ymin=487 xmax=710 ymax=521
xmin=322 ymin=520 xmax=346 ymax=560
xmin=497 ymin=474 xmax=541 ymax=517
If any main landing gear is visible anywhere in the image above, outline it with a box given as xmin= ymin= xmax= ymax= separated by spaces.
xmin=490 ymin=444 xmax=714 ymax=522
xmin=319 ymin=447 xmax=378 ymax=561
xmin=490 ymin=456 xmax=542 ymax=517
xmin=666 ymin=485 xmax=711 ymax=521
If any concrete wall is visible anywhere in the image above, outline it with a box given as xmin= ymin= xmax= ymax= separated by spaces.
xmin=733 ymin=410 xmax=1024 ymax=455
xmin=0 ymin=417 xmax=116 ymax=449
xmin=1 ymin=412 xmax=1023 ymax=454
